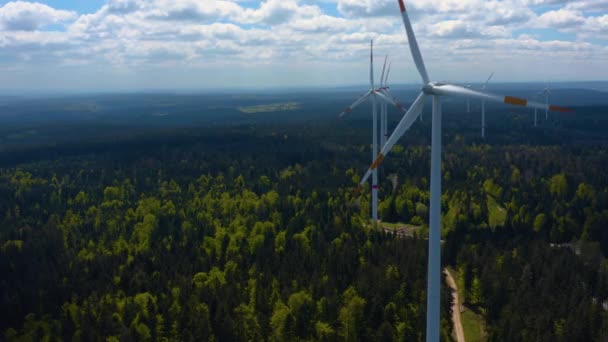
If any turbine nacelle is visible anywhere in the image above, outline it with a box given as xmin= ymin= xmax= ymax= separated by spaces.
xmin=422 ymin=84 xmax=435 ymax=94
xmin=421 ymin=82 xmax=449 ymax=95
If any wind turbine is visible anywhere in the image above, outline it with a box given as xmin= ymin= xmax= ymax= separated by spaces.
xmin=539 ymin=83 xmax=552 ymax=120
xmin=340 ymin=40 xmax=407 ymax=223
xmin=380 ymin=59 xmax=397 ymax=147
xmin=356 ymin=1 xmax=571 ymax=340
xmin=481 ymin=72 xmax=494 ymax=138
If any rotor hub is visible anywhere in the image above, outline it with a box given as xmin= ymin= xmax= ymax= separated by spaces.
xmin=422 ymin=83 xmax=435 ymax=95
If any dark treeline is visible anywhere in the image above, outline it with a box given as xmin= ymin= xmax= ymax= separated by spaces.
xmin=1 ymin=100 xmax=608 ymax=341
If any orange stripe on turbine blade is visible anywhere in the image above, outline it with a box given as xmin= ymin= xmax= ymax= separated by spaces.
xmin=549 ymin=105 xmax=572 ymax=113
xmin=370 ymin=153 xmax=385 ymax=170
xmin=398 ymin=0 xmax=405 ymax=12
xmin=504 ymin=96 xmax=527 ymax=107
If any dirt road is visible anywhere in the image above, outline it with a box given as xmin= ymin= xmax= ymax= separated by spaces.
xmin=445 ymin=268 xmax=465 ymax=342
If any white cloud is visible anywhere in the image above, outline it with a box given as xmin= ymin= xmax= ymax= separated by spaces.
xmin=147 ymin=0 xmax=242 ymax=22
xmin=336 ymin=0 xmax=491 ymax=18
xmin=580 ymin=14 xmax=608 ymax=38
xmin=526 ymin=0 xmax=608 ymax=12
xmin=523 ymin=0 xmax=570 ymax=5
xmin=0 ymin=1 xmax=76 ymax=31
xmin=566 ymin=1 xmax=608 ymax=12
xmin=409 ymin=0 xmax=483 ymax=14
xmin=584 ymin=14 xmax=608 ymax=31
xmin=337 ymin=0 xmax=395 ymax=18
xmin=289 ymin=15 xmax=354 ymax=33
xmin=481 ymin=2 xmax=535 ymax=26
xmin=0 ymin=0 xmax=606 ymax=90
xmin=105 ymin=0 xmax=143 ymax=15
xmin=537 ymin=9 xmax=586 ymax=28
xmin=534 ymin=9 xmax=608 ymax=40
xmin=429 ymin=20 xmax=510 ymax=39
xmin=240 ymin=0 xmax=320 ymax=25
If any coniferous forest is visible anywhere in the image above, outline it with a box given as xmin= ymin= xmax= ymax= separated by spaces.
xmin=1 ymin=90 xmax=608 ymax=341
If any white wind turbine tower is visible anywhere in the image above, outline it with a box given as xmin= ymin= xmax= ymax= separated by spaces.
xmin=480 ymin=72 xmax=494 ymax=138
xmin=356 ymin=1 xmax=571 ymax=340
xmin=340 ymin=40 xmax=408 ymax=223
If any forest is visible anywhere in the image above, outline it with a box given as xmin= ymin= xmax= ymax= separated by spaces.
xmin=1 ymin=90 xmax=608 ymax=341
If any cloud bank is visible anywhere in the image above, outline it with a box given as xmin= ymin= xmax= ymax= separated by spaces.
xmin=0 ymin=0 xmax=606 ymax=90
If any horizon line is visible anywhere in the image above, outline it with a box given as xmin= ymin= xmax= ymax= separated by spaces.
xmin=1 ymin=80 xmax=607 ymax=96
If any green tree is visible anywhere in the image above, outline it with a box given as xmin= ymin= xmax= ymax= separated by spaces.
xmin=549 ymin=173 xmax=568 ymax=198
xmin=338 ymin=287 xmax=366 ymax=342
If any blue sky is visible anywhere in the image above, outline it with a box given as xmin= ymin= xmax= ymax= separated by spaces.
xmin=0 ymin=0 xmax=106 ymax=13
xmin=0 ymin=0 xmax=606 ymax=92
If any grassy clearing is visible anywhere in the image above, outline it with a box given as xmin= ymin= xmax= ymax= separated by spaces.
xmin=377 ymin=221 xmax=422 ymax=238
xmin=450 ymin=267 xmax=487 ymax=342
xmin=461 ymin=308 xmax=486 ymax=342
xmin=487 ymin=196 xmax=506 ymax=228
xmin=237 ymin=102 xmax=300 ymax=113
xmin=379 ymin=221 xmax=421 ymax=230
xmin=361 ymin=220 xmax=423 ymax=238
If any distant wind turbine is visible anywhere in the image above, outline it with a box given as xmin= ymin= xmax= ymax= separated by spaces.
xmin=481 ymin=72 xmax=494 ymax=138
xmin=340 ymin=40 xmax=408 ymax=222
xmin=539 ymin=82 xmax=552 ymax=120
xmin=379 ymin=58 xmax=398 ymax=148
xmin=356 ymin=1 xmax=571 ymax=340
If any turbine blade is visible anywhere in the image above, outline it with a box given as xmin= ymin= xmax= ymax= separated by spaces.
xmin=380 ymin=89 xmax=396 ymax=102
xmin=431 ymin=84 xmax=571 ymax=112
xmin=339 ymin=91 xmax=373 ymax=117
xmin=359 ymin=92 xmax=427 ymax=186
xmin=397 ymin=0 xmax=429 ymax=84
xmin=385 ymin=61 xmax=392 ymax=87
xmin=482 ymin=72 xmax=494 ymax=90
xmin=380 ymin=55 xmax=388 ymax=87
xmin=370 ymin=40 xmax=374 ymax=89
